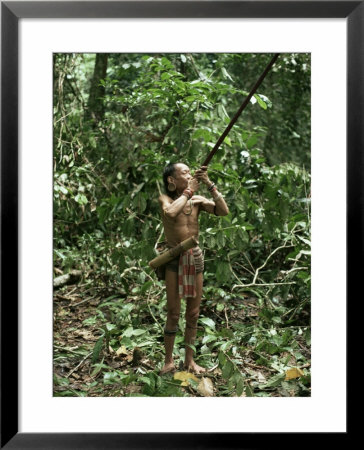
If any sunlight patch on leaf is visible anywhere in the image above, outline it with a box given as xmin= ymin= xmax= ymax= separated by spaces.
xmin=285 ymin=367 xmax=304 ymax=380
xmin=174 ymin=371 xmax=199 ymax=386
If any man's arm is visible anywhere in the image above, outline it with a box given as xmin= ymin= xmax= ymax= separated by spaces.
xmin=194 ymin=166 xmax=229 ymax=216
xmin=195 ymin=193 xmax=229 ymax=216
xmin=159 ymin=178 xmax=199 ymax=218
xmin=158 ymin=194 xmax=189 ymax=219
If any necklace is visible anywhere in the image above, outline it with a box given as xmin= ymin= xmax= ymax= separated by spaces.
xmin=183 ymin=199 xmax=194 ymax=215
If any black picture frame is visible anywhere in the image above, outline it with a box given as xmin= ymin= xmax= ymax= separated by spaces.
xmin=1 ymin=1 xmax=356 ymax=448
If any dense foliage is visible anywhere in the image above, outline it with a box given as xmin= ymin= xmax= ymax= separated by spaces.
xmin=53 ymin=53 xmax=311 ymax=397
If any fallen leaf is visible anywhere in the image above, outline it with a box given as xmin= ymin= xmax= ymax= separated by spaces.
xmin=108 ymin=361 xmax=121 ymax=369
xmin=73 ymin=329 xmax=97 ymax=341
xmin=197 ymin=377 xmax=214 ymax=397
xmin=285 ymin=367 xmax=304 ymax=380
xmin=125 ymin=384 xmax=141 ymax=394
xmin=58 ymin=308 xmax=69 ymax=317
xmin=257 ymin=372 xmax=267 ymax=383
xmin=116 ymin=345 xmax=128 ymax=356
xmin=174 ymin=371 xmax=199 ymax=386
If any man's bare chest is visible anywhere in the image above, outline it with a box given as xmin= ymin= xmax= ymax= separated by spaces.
xmin=176 ymin=204 xmax=200 ymax=226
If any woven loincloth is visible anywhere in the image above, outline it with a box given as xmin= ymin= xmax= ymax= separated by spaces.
xmin=177 ymin=246 xmax=204 ymax=298
xmin=155 ymin=245 xmax=204 ymax=298
xmin=166 ymin=246 xmax=204 ymax=273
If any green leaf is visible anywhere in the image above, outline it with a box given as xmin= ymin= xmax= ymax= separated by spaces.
xmin=236 ymin=376 xmax=245 ymax=397
xmin=82 ymin=316 xmax=97 ymax=326
xmin=297 ymin=271 xmax=310 ymax=281
xmin=219 ymin=340 xmax=233 ymax=351
xmin=74 ymin=194 xmax=88 ymax=205
xmin=199 ymin=317 xmax=216 ymax=329
xmin=221 ymin=67 xmax=233 ymax=81
xmin=54 ymin=249 xmax=66 ymax=260
xmin=59 ymin=186 xmax=68 ymax=195
xmin=103 ymin=371 xmax=120 ymax=385
xmin=254 ymin=94 xmax=271 ymax=110
xmin=245 ymin=135 xmax=257 ymax=149
xmin=202 ymin=334 xmax=218 ymax=344
xmin=161 ymin=72 xmax=171 ymax=81
xmin=141 ymin=374 xmax=156 ymax=395
xmin=216 ymin=303 xmax=225 ymax=312
xmin=185 ymin=96 xmax=197 ymax=103
xmin=161 ymin=56 xmax=173 ymax=68
xmin=91 ymin=336 xmax=104 ymax=364
xmin=132 ymin=329 xmax=146 ymax=336
xmin=123 ymin=327 xmax=134 ymax=338
xmin=222 ymin=361 xmax=233 ymax=380
xmin=105 ymin=323 xmax=116 ymax=332
xmin=90 ymin=360 xmax=107 ymax=377
xmin=223 ymin=136 xmax=232 ymax=147
xmin=216 ymin=231 xmax=226 ymax=248
xmin=53 ymin=375 xmax=70 ymax=386
xmin=218 ymin=104 xmax=230 ymax=121
xmin=304 ymin=329 xmax=311 ymax=346
xmin=245 ymin=383 xmax=254 ymax=397
xmin=200 ymin=344 xmax=210 ymax=355
xmin=140 ymin=281 xmax=153 ymax=294
xmin=140 ymin=376 xmax=151 ymax=386
xmin=259 ymin=372 xmax=286 ymax=389
xmin=216 ymin=261 xmax=230 ymax=283
xmin=218 ymin=351 xmax=226 ymax=366
xmin=192 ymin=128 xmax=212 ymax=142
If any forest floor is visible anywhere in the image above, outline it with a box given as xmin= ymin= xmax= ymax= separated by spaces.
xmin=53 ymin=280 xmax=311 ymax=398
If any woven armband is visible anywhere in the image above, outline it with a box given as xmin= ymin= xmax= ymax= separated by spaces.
xmin=182 ymin=188 xmax=194 ymax=200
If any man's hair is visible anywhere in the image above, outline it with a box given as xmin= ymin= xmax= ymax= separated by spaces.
xmin=163 ymin=162 xmax=177 ymax=197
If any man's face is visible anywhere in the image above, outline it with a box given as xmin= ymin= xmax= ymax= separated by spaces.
xmin=170 ymin=163 xmax=192 ymax=191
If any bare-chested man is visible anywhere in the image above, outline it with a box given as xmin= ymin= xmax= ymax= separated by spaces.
xmin=158 ymin=162 xmax=229 ymax=375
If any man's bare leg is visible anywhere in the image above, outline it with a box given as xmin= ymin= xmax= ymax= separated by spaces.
xmin=184 ymin=272 xmax=206 ymax=374
xmin=160 ymin=269 xmax=180 ymax=375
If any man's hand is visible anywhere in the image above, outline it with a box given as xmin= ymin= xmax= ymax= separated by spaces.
xmin=190 ymin=195 xmax=203 ymax=205
xmin=194 ymin=166 xmax=211 ymax=186
xmin=188 ymin=177 xmax=200 ymax=192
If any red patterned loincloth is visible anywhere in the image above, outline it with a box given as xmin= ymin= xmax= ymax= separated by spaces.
xmin=178 ymin=246 xmax=204 ymax=298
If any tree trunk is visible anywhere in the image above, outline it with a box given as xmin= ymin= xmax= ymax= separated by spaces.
xmin=85 ymin=53 xmax=109 ymax=124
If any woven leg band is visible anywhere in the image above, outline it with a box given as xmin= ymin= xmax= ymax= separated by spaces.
xmin=164 ymin=327 xmax=178 ymax=336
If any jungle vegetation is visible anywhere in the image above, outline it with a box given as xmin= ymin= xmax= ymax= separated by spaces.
xmin=53 ymin=53 xmax=311 ymax=397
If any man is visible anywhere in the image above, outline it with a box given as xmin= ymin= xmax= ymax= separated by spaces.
xmin=158 ymin=162 xmax=229 ymax=375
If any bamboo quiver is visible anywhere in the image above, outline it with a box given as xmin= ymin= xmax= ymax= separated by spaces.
xmin=149 ymin=236 xmax=199 ymax=269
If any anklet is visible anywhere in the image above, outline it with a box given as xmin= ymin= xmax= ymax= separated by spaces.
xmin=164 ymin=327 xmax=178 ymax=335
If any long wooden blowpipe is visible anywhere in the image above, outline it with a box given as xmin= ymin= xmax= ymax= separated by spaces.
xmin=201 ymin=53 xmax=280 ymax=167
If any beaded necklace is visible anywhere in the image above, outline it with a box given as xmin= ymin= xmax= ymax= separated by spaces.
xmin=183 ymin=199 xmax=194 ymax=215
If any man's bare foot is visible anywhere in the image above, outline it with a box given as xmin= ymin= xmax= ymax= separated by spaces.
xmin=159 ymin=362 xmax=176 ymax=375
xmin=184 ymin=361 xmax=206 ymax=375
